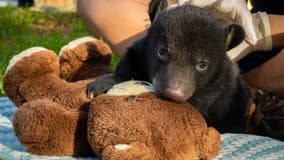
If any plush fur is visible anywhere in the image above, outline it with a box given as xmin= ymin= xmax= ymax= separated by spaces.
xmin=88 ymin=82 xmax=220 ymax=160
xmin=88 ymin=2 xmax=250 ymax=132
xmin=3 ymin=37 xmax=221 ymax=159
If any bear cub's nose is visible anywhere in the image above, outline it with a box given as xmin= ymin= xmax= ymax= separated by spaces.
xmin=164 ymin=88 xmax=186 ymax=102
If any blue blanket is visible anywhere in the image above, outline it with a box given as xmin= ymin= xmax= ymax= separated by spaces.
xmin=1 ymin=97 xmax=284 ymax=160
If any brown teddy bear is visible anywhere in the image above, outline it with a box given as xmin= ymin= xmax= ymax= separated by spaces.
xmin=3 ymin=37 xmax=113 ymax=156
xmin=3 ymin=37 xmax=221 ymax=159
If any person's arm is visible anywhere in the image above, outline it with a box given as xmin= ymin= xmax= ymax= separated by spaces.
xmin=269 ymin=14 xmax=284 ymax=48
xmin=77 ymin=0 xmax=149 ymax=57
xmin=77 ymin=0 xmax=176 ymax=57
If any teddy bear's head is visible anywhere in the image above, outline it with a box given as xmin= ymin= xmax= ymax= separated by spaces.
xmin=88 ymin=80 xmax=221 ymax=160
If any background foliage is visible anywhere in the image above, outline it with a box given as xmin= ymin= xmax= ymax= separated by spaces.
xmin=0 ymin=7 xmax=119 ymax=97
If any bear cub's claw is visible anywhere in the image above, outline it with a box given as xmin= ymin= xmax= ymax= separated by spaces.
xmin=87 ymin=73 xmax=120 ymax=99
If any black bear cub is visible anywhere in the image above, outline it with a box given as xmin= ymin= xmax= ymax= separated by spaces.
xmin=88 ymin=1 xmax=250 ymax=133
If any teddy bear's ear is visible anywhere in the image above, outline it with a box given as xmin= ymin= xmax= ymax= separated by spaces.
xmin=148 ymin=0 xmax=168 ymax=22
xmin=224 ymin=24 xmax=245 ymax=51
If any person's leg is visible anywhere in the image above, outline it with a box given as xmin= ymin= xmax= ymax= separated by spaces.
xmin=77 ymin=0 xmax=176 ymax=56
xmin=243 ymin=48 xmax=284 ymax=97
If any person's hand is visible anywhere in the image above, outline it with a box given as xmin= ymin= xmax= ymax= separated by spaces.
xmin=178 ymin=0 xmax=272 ymax=62
xmin=227 ymin=12 xmax=272 ymax=61
xmin=178 ymin=0 xmax=257 ymax=45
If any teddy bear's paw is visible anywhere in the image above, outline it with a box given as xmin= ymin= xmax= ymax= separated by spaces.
xmin=5 ymin=47 xmax=48 ymax=74
xmin=13 ymin=99 xmax=93 ymax=156
xmin=59 ymin=36 xmax=113 ymax=82
xmin=101 ymin=142 xmax=159 ymax=160
xmin=3 ymin=47 xmax=59 ymax=106
xmin=13 ymin=101 xmax=50 ymax=143
xmin=199 ymin=127 xmax=221 ymax=160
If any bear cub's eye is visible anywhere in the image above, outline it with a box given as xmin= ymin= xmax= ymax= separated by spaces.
xmin=157 ymin=45 xmax=169 ymax=61
xmin=195 ymin=61 xmax=208 ymax=72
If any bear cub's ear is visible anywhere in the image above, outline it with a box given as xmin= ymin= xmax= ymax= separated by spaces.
xmin=148 ymin=0 xmax=168 ymax=22
xmin=224 ymin=24 xmax=246 ymax=51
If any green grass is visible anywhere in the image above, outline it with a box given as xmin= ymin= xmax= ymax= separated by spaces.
xmin=0 ymin=7 xmax=120 ymax=97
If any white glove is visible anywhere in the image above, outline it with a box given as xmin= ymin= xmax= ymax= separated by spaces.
xmin=227 ymin=12 xmax=272 ymax=61
xmin=178 ymin=0 xmax=258 ymax=45
xmin=178 ymin=0 xmax=272 ymax=62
